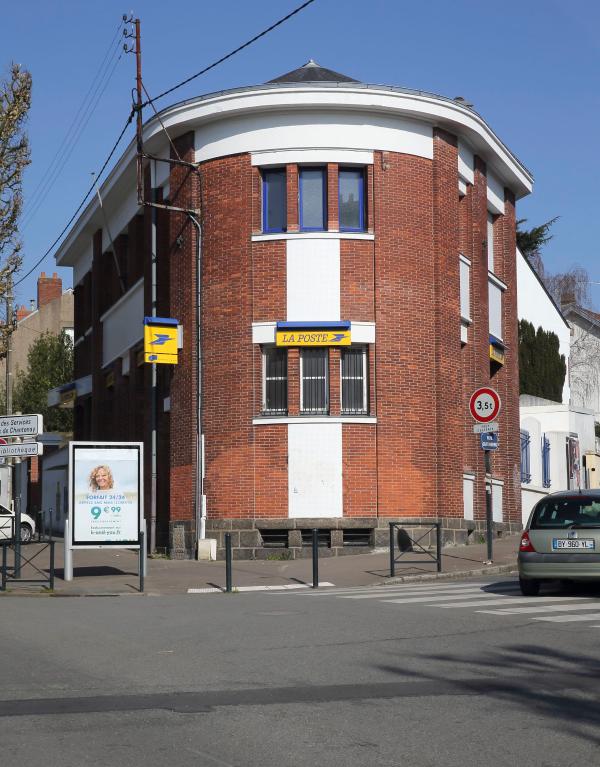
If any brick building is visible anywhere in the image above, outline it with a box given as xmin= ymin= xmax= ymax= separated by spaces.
xmin=54 ymin=62 xmax=533 ymax=557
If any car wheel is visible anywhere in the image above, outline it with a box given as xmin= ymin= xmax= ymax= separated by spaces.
xmin=519 ymin=577 xmax=540 ymax=596
xmin=20 ymin=524 xmax=32 ymax=544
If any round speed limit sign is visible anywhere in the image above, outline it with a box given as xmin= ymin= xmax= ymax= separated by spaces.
xmin=469 ymin=387 xmax=501 ymax=423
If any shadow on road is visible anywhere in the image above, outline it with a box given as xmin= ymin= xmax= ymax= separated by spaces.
xmin=376 ymin=642 xmax=600 ymax=745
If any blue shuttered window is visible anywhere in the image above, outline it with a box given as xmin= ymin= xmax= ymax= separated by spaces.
xmin=262 ymin=169 xmax=287 ymax=233
xmin=542 ymin=435 xmax=551 ymax=488
xmin=299 ymin=168 xmax=327 ymax=231
xmin=338 ymin=168 xmax=365 ymax=232
xmin=520 ymin=430 xmax=531 ymax=484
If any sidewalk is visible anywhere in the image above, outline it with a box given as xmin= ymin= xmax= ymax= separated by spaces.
xmin=0 ymin=534 xmax=519 ymax=596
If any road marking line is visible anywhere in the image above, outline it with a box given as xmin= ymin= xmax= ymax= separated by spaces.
xmin=382 ymin=589 xmax=498 ymax=605
xmin=479 ymin=601 xmax=600 ymax=615
xmin=339 ymin=586 xmax=494 ymax=600
xmin=434 ymin=596 xmax=581 ymax=608
xmin=187 ymin=582 xmax=334 ymax=594
xmin=296 ymin=582 xmax=508 ymax=597
xmin=532 ymin=612 xmax=600 ymax=623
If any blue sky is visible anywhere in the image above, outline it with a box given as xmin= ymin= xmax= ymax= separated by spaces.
xmin=3 ymin=0 xmax=599 ymax=307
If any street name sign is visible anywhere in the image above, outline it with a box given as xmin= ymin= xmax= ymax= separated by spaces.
xmin=480 ymin=432 xmax=499 ymax=450
xmin=0 ymin=414 xmax=43 ymax=438
xmin=0 ymin=442 xmax=43 ymax=458
xmin=469 ymin=387 xmax=501 ymax=423
xmin=473 ymin=421 xmax=499 ymax=434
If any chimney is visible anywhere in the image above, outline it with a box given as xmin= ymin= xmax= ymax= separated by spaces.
xmin=37 ymin=271 xmax=62 ymax=308
xmin=16 ymin=304 xmax=32 ymax=323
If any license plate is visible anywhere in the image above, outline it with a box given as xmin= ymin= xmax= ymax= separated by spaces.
xmin=552 ymin=538 xmax=595 ymax=550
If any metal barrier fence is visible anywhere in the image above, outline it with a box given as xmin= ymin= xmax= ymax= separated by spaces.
xmin=1 ymin=515 xmax=56 ymax=591
xmin=389 ymin=521 xmax=442 ymax=577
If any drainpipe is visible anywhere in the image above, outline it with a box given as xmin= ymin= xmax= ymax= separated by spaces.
xmin=187 ymin=212 xmax=205 ymax=543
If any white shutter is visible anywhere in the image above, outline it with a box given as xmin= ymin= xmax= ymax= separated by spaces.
xmin=459 ymin=257 xmax=471 ymax=320
xmin=488 ymin=279 xmax=503 ymax=340
xmin=487 ymin=212 xmax=495 ymax=272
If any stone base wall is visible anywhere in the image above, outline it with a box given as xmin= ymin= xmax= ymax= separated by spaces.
xmin=198 ymin=517 xmax=522 ymax=561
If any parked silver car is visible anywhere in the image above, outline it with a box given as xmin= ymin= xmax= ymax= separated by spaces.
xmin=518 ymin=489 xmax=600 ymax=595
xmin=0 ymin=505 xmax=36 ymax=543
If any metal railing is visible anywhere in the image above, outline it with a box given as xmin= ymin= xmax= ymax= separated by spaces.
xmin=1 ymin=516 xmax=56 ymax=592
xmin=389 ymin=521 xmax=442 ymax=577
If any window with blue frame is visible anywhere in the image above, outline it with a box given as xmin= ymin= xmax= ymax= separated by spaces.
xmin=299 ymin=167 xmax=326 ymax=231
xmin=542 ymin=435 xmax=551 ymax=488
xmin=520 ymin=430 xmax=531 ymax=484
xmin=262 ymin=168 xmax=287 ymax=232
xmin=339 ymin=168 xmax=365 ymax=231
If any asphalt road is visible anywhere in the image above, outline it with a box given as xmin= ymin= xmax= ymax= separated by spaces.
xmin=2 ymin=576 xmax=600 ymax=766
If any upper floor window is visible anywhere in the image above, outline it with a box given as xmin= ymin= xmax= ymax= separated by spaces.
xmin=341 ymin=346 xmax=368 ymax=414
xmin=300 ymin=348 xmax=328 ymax=414
xmin=487 ymin=212 xmax=495 ymax=272
xmin=299 ymin=167 xmax=326 ymax=231
xmin=263 ymin=346 xmax=287 ymax=414
xmin=339 ymin=168 xmax=365 ymax=231
xmin=262 ymin=168 xmax=287 ymax=233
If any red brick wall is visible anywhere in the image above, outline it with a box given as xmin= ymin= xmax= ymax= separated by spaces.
xmin=168 ymin=134 xmax=198 ymax=524
xmin=199 ymin=153 xmax=255 ymax=520
xmin=340 ymin=240 xmax=374 ymax=321
xmin=343 ymin=425 xmax=377 ymax=516
xmin=254 ymin=426 xmax=288 ymax=518
xmin=432 ymin=129 xmax=463 ymax=517
xmin=373 ymin=150 xmax=438 ymax=517
xmin=37 ymin=272 xmax=62 ymax=307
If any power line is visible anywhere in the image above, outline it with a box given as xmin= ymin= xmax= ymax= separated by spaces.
xmin=14 ymin=110 xmax=135 ymax=289
xmin=17 ymin=0 xmax=317 ymax=289
xmin=141 ymin=0 xmax=316 ymax=108
xmin=21 ymin=25 xmax=124 ymax=230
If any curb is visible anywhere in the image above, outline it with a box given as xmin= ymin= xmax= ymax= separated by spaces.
xmin=381 ymin=563 xmax=517 ymax=585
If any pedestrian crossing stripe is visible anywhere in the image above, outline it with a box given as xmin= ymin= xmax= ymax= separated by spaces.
xmin=282 ymin=579 xmax=600 ymax=628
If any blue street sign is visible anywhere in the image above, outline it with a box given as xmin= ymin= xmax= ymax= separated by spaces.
xmin=480 ymin=432 xmax=499 ymax=451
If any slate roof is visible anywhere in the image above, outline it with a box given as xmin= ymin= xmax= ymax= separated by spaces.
xmin=267 ymin=59 xmax=358 ymax=84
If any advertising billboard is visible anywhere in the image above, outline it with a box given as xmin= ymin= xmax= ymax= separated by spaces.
xmin=69 ymin=442 xmax=143 ymax=548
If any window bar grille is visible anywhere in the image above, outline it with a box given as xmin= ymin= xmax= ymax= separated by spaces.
xmin=520 ymin=429 xmax=531 ymax=484
xmin=301 ymin=349 xmax=328 ymax=414
xmin=542 ymin=434 xmax=551 ymax=488
xmin=341 ymin=347 xmax=367 ymax=414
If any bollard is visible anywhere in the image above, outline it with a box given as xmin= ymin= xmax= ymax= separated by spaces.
xmin=436 ymin=524 xmax=442 ymax=573
xmin=49 ymin=541 xmax=55 ymax=591
xmin=225 ymin=532 xmax=233 ymax=593
xmin=312 ymin=528 xmax=319 ymax=588
xmin=14 ymin=497 xmax=21 ymax=579
xmin=1 ymin=544 xmax=6 ymax=591
xmin=139 ymin=531 xmax=145 ymax=593
xmin=389 ymin=522 xmax=395 ymax=577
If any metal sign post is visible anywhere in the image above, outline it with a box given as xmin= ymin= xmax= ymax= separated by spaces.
xmin=469 ymin=388 xmax=501 ymax=566
xmin=484 ymin=450 xmax=494 ymax=563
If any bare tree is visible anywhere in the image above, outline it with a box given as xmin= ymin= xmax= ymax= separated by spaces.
xmin=545 ymin=266 xmax=591 ymax=309
xmin=566 ymin=309 xmax=600 ymax=417
xmin=0 ymin=63 xmax=31 ymax=351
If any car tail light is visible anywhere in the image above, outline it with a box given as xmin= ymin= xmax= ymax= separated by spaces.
xmin=519 ymin=532 xmax=536 ymax=552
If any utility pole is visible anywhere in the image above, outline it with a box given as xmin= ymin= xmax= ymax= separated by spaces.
xmin=5 ymin=276 xmax=14 ymax=513
xmin=5 ymin=275 xmax=14 ymax=416
xmin=124 ymin=15 xmax=157 ymax=553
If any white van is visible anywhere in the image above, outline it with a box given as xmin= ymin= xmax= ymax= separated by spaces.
xmin=0 ymin=505 xmax=36 ymax=543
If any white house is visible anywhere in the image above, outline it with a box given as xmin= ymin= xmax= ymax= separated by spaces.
xmin=517 ymin=251 xmax=600 ymax=523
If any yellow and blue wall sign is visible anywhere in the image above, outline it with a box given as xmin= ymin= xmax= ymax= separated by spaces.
xmin=144 ymin=316 xmax=179 ymax=364
xmin=276 ymin=321 xmax=351 ymax=347
xmin=489 ymin=334 xmax=505 ymax=366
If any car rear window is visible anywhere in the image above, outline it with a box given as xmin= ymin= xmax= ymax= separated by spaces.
xmin=531 ymin=497 xmax=600 ymax=529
